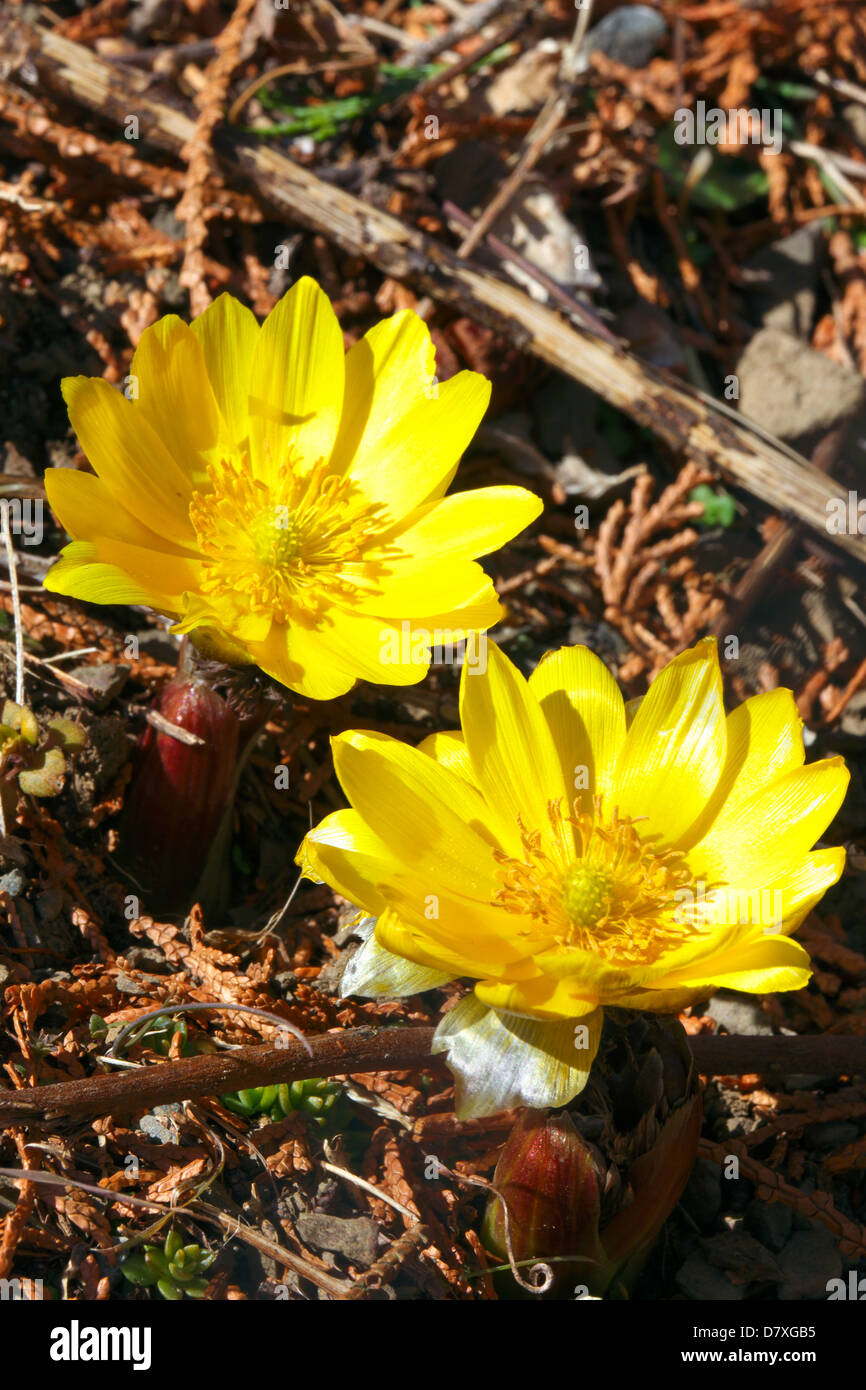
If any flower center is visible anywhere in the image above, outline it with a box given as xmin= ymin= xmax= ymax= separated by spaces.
xmin=562 ymin=862 xmax=615 ymax=928
xmin=493 ymin=797 xmax=705 ymax=966
xmin=249 ymin=508 xmax=304 ymax=568
xmin=189 ymin=454 xmax=397 ymax=624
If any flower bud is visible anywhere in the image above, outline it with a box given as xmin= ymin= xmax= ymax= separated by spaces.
xmin=482 ymin=1014 xmax=702 ymax=1298
xmin=122 ymin=676 xmax=239 ymax=911
xmin=481 ymin=1107 xmax=608 ymax=1295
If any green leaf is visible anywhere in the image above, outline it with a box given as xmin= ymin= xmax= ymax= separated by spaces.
xmin=45 ymin=717 xmax=87 ymax=753
xmin=121 ymin=1254 xmax=158 ymax=1287
xmin=656 ymin=123 xmax=769 ymax=211
xmin=144 ymin=1248 xmax=172 ymax=1280
xmin=689 ymin=483 xmax=736 ymax=527
xmin=19 ymin=746 xmax=67 ymax=797
xmin=1 ymin=701 xmax=38 ymax=745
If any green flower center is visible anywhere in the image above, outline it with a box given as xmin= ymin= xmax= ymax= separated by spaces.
xmin=250 ymin=507 xmax=304 ymax=568
xmin=562 ymin=861 xmax=615 ymax=928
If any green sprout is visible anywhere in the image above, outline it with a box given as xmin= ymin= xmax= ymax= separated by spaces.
xmin=220 ymin=1077 xmax=343 ymax=1125
xmin=121 ymin=1229 xmax=215 ymax=1301
xmin=689 ymin=483 xmax=736 ymax=528
xmin=89 ymin=1014 xmax=206 ymax=1058
xmin=0 ymin=700 xmax=86 ymax=810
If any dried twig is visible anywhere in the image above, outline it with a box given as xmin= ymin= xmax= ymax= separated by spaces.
xmin=1 ymin=506 xmax=24 ymax=707
xmin=456 ymin=1 xmax=595 ymax=257
xmin=176 ymin=0 xmax=259 ymax=315
xmin=3 ymin=1028 xmax=866 ymax=1126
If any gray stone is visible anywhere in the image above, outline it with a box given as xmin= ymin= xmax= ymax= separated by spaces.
xmin=681 ymin=1156 xmax=722 ymax=1229
xmin=804 ymin=1121 xmax=860 ymax=1149
xmin=65 ymin=663 xmax=129 ymax=710
xmin=700 ymin=1229 xmax=782 ymax=1285
xmin=778 ymin=1226 xmax=842 ymax=1300
xmin=123 ymin=947 xmax=173 ymax=976
xmin=139 ymin=1114 xmax=174 ymax=1143
xmin=114 ymin=971 xmax=166 ymax=994
xmin=675 ymin=1253 xmax=745 ymax=1300
xmin=736 ymin=327 xmax=866 ymax=457
xmin=742 ymin=226 xmax=823 ymax=338
xmin=705 ymin=990 xmax=775 ymax=1035
xmin=0 ymin=868 xmax=26 ymax=897
xmin=295 ymin=1213 xmax=379 ymax=1269
xmin=785 ymin=1073 xmax=830 ymax=1092
xmin=746 ymin=1197 xmax=792 ymax=1252
xmin=36 ymin=888 xmax=63 ymax=924
xmin=579 ymin=6 xmax=668 ymax=71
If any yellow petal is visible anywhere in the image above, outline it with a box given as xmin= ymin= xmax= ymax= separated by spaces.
xmin=529 ymin=644 xmax=627 ymax=815
xmin=351 ymin=560 xmax=498 ymax=619
xmin=247 ymin=277 xmax=344 ymax=482
xmin=460 ymin=642 xmax=570 ymax=856
xmin=681 ymin=687 xmax=805 ymax=853
xmin=615 ymin=637 xmax=727 ymax=847
xmin=693 ymin=757 xmax=848 ymax=886
xmin=474 ymin=974 xmax=600 ymax=1021
xmin=315 ymin=608 xmax=441 ymax=688
xmin=417 ymin=731 xmax=474 ymax=783
xmin=190 ymin=292 xmax=259 ymax=447
xmin=298 ymin=808 xmax=395 ymax=918
xmin=246 ymin=621 xmax=356 ymax=700
xmin=383 ymin=487 xmax=542 ymax=565
xmin=61 ymin=377 xmax=196 ymax=547
xmin=44 ymin=540 xmax=197 ymax=611
xmin=332 ymin=729 xmax=501 ymax=899
xmin=642 ymin=930 xmax=813 ymax=995
xmin=333 ymin=308 xmax=490 ymax=515
xmin=622 ymin=846 xmax=844 ymax=998
xmin=130 ymin=315 xmax=228 ymax=492
xmin=375 ymin=905 xmax=532 ymax=977
xmin=331 ymin=308 xmax=434 ymax=473
xmin=45 ymin=468 xmax=195 ymax=556
xmin=677 ymin=846 xmax=845 ymax=942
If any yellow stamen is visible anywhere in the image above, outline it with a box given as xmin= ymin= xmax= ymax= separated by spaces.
xmin=188 ymin=454 xmax=398 ymax=624
xmin=493 ymin=797 xmax=706 ymax=966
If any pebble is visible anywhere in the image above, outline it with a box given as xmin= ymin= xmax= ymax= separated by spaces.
xmin=704 ymin=991 xmax=776 ymax=1035
xmin=680 ymin=1156 xmax=722 ymax=1229
xmin=578 ymin=6 xmax=668 ymax=71
xmin=737 ymin=327 xmax=866 ymax=457
xmin=295 ymin=1214 xmax=379 ymax=1269
xmin=675 ymin=1253 xmax=745 ymax=1301
xmin=65 ymin=663 xmax=129 ymax=709
xmin=803 ymin=1122 xmax=860 ymax=1150
xmin=777 ymin=1226 xmax=842 ymax=1300
xmin=0 ymin=869 xmax=25 ymax=897
xmin=745 ymin=1197 xmax=793 ymax=1253
xmin=139 ymin=1114 xmax=175 ymax=1144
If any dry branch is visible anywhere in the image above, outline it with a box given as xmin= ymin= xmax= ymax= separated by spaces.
xmin=2 ymin=1028 xmax=866 ymax=1125
xmin=3 ymin=18 xmax=866 ymax=566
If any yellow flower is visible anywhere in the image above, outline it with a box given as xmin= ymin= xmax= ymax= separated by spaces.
xmin=44 ymin=280 xmax=541 ymax=698
xmin=299 ymin=637 xmax=848 ymax=1117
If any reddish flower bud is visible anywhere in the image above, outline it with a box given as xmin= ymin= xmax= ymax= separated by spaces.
xmin=122 ymin=677 xmax=239 ymax=911
xmin=482 ymin=1108 xmax=608 ymax=1294
xmin=482 ymin=1015 xmax=703 ymax=1298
